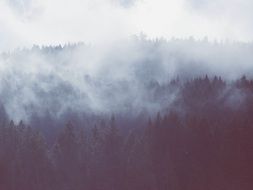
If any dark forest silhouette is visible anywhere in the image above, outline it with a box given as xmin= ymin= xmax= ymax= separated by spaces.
xmin=0 ymin=76 xmax=253 ymax=190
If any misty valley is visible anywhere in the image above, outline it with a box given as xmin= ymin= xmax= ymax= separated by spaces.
xmin=0 ymin=39 xmax=253 ymax=190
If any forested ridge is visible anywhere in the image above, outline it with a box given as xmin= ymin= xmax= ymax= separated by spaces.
xmin=2 ymin=0 xmax=253 ymax=189
xmin=0 ymin=76 xmax=253 ymax=190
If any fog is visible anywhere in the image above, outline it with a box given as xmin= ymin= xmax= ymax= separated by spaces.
xmin=1 ymin=0 xmax=253 ymax=52
xmin=0 ymin=37 xmax=252 ymax=122
xmin=1 ymin=2 xmax=253 ymax=190
xmin=1 ymin=0 xmax=253 ymax=122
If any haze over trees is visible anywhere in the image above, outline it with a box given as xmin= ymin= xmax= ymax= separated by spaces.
xmin=0 ymin=39 xmax=253 ymax=190
xmin=1 ymin=38 xmax=253 ymax=121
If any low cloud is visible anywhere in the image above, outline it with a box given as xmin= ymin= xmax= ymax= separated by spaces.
xmin=113 ymin=0 xmax=138 ymax=8
xmin=0 ymin=38 xmax=253 ymax=122
xmin=4 ymin=0 xmax=44 ymax=20
xmin=1 ymin=0 xmax=253 ymax=52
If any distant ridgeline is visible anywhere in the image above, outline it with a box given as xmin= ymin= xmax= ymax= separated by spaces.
xmin=0 ymin=76 xmax=253 ymax=189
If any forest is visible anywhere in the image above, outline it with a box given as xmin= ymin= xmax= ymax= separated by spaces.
xmin=0 ymin=74 xmax=253 ymax=190
xmin=2 ymin=0 xmax=253 ymax=189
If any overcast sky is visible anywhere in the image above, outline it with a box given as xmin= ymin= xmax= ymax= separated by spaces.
xmin=0 ymin=0 xmax=253 ymax=51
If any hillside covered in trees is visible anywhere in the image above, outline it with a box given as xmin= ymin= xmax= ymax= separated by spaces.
xmin=0 ymin=40 xmax=253 ymax=189
xmin=0 ymin=74 xmax=253 ymax=190
xmin=2 ymin=0 xmax=253 ymax=189
xmin=1 ymin=38 xmax=253 ymax=121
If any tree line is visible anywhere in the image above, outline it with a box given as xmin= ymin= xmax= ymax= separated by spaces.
xmin=0 ymin=76 xmax=253 ymax=190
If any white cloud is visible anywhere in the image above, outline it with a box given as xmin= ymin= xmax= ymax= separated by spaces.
xmin=111 ymin=0 xmax=138 ymax=8
xmin=4 ymin=0 xmax=44 ymax=20
xmin=0 ymin=0 xmax=253 ymax=51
